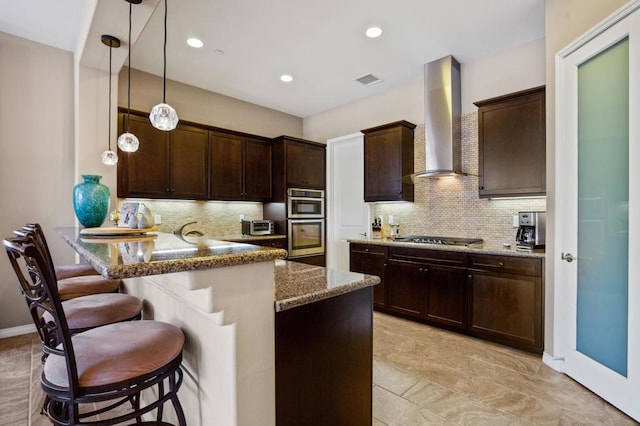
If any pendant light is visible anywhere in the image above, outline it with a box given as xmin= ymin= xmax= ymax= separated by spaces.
xmin=101 ymin=34 xmax=121 ymax=166
xmin=117 ymin=0 xmax=141 ymax=153
xmin=149 ymin=0 xmax=179 ymax=131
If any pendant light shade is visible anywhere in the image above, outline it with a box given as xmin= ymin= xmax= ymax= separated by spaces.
xmin=150 ymin=0 xmax=179 ymax=131
xmin=101 ymin=34 xmax=120 ymax=166
xmin=118 ymin=0 xmax=140 ymax=153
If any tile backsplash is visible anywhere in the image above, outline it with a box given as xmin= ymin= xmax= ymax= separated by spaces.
xmin=116 ymin=199 xmax=263 ymax=237
xmin=373 ymin=113 xmax=546 ymax=247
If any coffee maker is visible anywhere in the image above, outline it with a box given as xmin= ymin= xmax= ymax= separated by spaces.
xmin=516 ymin=212 xmax=546 ymax=250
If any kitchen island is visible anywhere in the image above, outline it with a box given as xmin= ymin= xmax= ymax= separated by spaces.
xmin=57 ymin=228 xmax=378 ymax=426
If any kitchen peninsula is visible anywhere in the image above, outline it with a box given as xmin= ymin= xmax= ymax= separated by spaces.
xmin=57 ymin=227 xmax=379 ymax=426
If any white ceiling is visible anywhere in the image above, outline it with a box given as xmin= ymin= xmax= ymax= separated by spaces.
xmin=1 ymin=0 xmax=545 ymax=118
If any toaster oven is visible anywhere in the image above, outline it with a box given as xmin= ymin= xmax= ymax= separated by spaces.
xmin=241 ymin=220 xmax=274 ymax=236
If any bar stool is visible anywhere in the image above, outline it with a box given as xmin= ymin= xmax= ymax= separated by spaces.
xmin=15 ymin=224 xmax=121 ymax=300
xmin=4 ymin=237 xmax=186 ymax=426
xmin=22 ymin=223 xmax=99 ymax=280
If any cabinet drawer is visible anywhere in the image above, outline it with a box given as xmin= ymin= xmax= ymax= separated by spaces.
xmin=389 ymin=247 xmax=466 ymax=267
xmin=469 ymin=254 xmax=542 ymax=277
xmin=351 ymin=243 xmax=388 ymax=257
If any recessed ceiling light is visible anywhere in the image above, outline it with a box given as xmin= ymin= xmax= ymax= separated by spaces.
xmin=187 ymin=38 xmax=204 ymax=48
xmin=365 ymin=27 xmax=383 ymax=38
xmin=280 ymin=74 xmax=293 ymax=83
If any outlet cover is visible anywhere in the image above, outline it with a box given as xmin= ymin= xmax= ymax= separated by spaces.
xmin=240 ymin=214 xmax=245 ymax=222
xmin=154 ymin=214 xmax=162 ymax=224
xmin=513 ymin=215 xmax=519 ymax=227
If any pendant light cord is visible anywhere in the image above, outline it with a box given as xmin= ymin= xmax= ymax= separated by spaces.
xmin=126 ymin=0 xmax=132 ymax=132
xmin=162 ymin=0 xmax=167 ymax=103
xmin=108 ymin=43 xmax=113 ymax=151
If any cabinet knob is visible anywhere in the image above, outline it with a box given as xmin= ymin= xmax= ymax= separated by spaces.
xmin=498 ymin=262 xmax=504 ymax=267
xmin=165 ymin=188 xmax=171 ymax=192
xmin=364 ymin=248 xmax=369 ymax=252
xmin=479 ymin=186 xmax=484 ymax=190
xmin=468 ymin=274 xmax=472 ymax=278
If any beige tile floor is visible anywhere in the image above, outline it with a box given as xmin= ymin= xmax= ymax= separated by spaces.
xmin=0 ymin=313 xmax=638 ymax=425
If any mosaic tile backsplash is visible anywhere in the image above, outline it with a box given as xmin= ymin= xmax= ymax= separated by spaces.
xmin=116 ymin=199 xmax=263 ymax=237
xmin=373 ymin=113 xmax=546 ymax=247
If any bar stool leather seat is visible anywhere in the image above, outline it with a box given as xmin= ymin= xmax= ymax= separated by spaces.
xmin=43 ymin=293 xmax=143 ymax=334
xmin=57 ymin=275 xmax=121 ymax=300
xmin=43 ymin=320 xmax=183 ymax=388
xmin=54 ymin=263 xmax=98 ymax=280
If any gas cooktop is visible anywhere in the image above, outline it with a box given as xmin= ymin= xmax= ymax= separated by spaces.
xmin=394 ymin=235 xmax=484 ymax=246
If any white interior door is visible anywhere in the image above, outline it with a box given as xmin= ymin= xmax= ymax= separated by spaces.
xmin=327 ymin=133 xmax=369 ymax=271
xmin=555 ymin=2 xmax=640 ymax=420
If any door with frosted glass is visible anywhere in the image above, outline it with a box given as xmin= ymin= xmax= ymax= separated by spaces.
xmin=555 ymin=2 xmax=639 ymax=421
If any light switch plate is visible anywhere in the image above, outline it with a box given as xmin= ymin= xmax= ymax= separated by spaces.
xmin=240 ymin=214 xmax=245 ymax=222
xmin=154 ymin=214 xmax=162 ymax=224
xmin=513 ymin=215 xmax=519 ymax=227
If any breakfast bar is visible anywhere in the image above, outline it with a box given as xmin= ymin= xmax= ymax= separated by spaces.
xmin=57 ymin=227 xmax=379 ymax=426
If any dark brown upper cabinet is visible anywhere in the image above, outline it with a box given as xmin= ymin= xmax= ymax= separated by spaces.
xmin=362 ymin=120 xmax=415 ymax=202
xmin=209 ymin=131 xmax=272 ymax=201
xmin=117 ymin=113 xmax=208 ymax=199
xmin=282 ymin=137 xmax=326 ymax=190
xmin=474 ymin=86 xmax=546 ymax=198
xmin=271 ymin=137 xmax=326 ymax=198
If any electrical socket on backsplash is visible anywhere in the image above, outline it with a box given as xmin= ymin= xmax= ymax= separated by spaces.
xmin=239 ymin=214 xmax=245 ymax=222
xmin=154 ymin=214 xmax=162 ymax=224
xmin=512 ymin=215 xmax=519 ymax=228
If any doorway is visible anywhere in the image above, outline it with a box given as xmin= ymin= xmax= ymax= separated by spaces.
xmin=326 ymin=133 xmax=369 ymax=271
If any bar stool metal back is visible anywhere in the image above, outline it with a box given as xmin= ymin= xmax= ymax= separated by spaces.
xmin=22 ymin=223 xmax=99 ymax=280
xmin=4 ymin=236 xmax=186 ymax=426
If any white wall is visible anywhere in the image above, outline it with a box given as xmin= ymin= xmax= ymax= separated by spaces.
xmin=303 ymin=38 xmax=545 ymax=143
xmin=119 ymin=68 xmax=303 ymax=139
xmin=461 ymin=38 xmax=545 ymax=114
xmin=0 ymin=32 xmax=76 ymax=329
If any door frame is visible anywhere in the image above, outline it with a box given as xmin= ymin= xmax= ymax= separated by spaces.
xmin=554 ymin=0 xmax=640 ymax=420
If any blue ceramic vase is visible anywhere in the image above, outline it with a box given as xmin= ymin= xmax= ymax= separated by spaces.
xmin=73 ymin=175 xmax=110 ymax=228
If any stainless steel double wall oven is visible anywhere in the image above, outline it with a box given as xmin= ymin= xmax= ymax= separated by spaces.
xmin=286 ymin=188 xmax=325 ymax=258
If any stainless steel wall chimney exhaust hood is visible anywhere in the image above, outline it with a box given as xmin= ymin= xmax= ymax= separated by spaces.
xmin=414 ymin=55 xmax=463 ymax=178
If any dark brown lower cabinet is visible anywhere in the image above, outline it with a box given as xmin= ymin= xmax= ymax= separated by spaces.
xmin=468 ymin=270 xmax=543 ymax=353
xmin=349 ymin=243 xmax=544 ymax=353
xmin=426 ymin=264 xmax=467 ymax=330
xmin=275 ymin=287 xmax=373 ymax=426
xmin=349 ymin=244 xmax=388 ymax=309
xmin=386 ymin=259 xmax=427 ymax=319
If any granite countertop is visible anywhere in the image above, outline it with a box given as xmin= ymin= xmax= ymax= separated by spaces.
xmin=274 ymin=260 xmax=380 ymax=312
xmin=348 ymin=238 xmax=545 ymax=259
xmin=57 ymin=227 xmax=287 ymax=280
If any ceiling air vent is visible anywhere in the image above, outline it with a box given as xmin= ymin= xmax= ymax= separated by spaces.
xmin=355 ymin=73 xmax=382 ymax=87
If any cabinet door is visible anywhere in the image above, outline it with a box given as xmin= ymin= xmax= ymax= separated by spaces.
xmin=363 ymin=122 xmax=414 ymax=202
xmin=286 ymin=141 xmax=325 ymax=189
xmin=476 ymin=87 xmax=546 ymax=198
xmin=169 ymin=124 xmax=208 ymax=199
xmin=386 ymin=259 xmax=426 ymax=319
xmin=244 ymin=138 xmax=272 ymax=200
xmin=350 ymin=244 xmax=387 ymax=309
xmin=303 ymin=144 xmax=326 ymax=189
xmin=425 ymin=264 xmax=467 ymax=330
xmin=468 ymin=270 xmax=543 ymax=353
xmin=117 ymin=113 xmax=168 ymax=198
xmin=209 ymin=132 xmax=244 ymax=200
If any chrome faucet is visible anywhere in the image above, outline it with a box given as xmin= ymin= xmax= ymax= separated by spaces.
xmin=174 ymin=221 xmax=204 ymax=241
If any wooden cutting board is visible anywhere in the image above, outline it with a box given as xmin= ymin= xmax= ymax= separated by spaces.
xmin=80 ymin=234 xmax=158 ymax=244
xmin=79 ymin=226 xmax=158 ymax=236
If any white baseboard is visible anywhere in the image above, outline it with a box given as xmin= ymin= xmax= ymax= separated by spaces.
xmin=542 ymin=352 xmax=565 ymax=372
xmin=0 ymin=323 xmax=36 ymax=339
